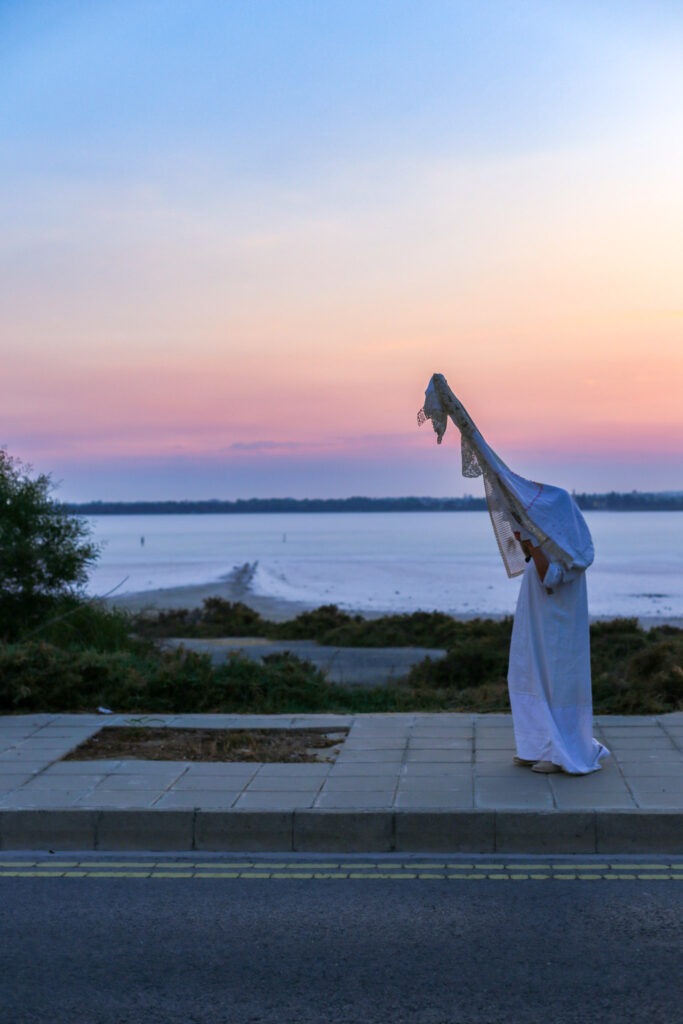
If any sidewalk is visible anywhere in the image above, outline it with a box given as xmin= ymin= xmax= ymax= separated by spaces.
xmin=1 ymin=712 xmax=682 ymax=854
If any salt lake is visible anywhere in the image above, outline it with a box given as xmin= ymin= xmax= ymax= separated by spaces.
xmin=84 ymin=511 xmax=683 ymax=622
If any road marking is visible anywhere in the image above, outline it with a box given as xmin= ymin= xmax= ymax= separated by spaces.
xmin=1 ymin=859 xmax=683 ymax=881
xmin=508 ymin=863 xmax=551 ymax=870
xmin=339 ymin=862 xmax=383 ymax=869
xmin=548 ymin=864 xmax=610 ymax=872
xmin=608 ymin=863 xmax=672 ymax=870
xmin=83 ymin=871 xmax=151 ymax=878
xmin=195 ymin=872 xmax=241 ymax=878
xmin=0 ymin=870 xmax=65 ymax=877
xmin=271 ymin=872 xmax=314 ymax=879
xmin=35 ymin=861 xmax=166 ymax=869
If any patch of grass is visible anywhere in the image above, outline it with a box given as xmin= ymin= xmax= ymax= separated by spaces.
xmin=64 ymin=726 xmax=346 ymax=763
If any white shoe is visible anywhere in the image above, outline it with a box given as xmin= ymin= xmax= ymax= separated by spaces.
xmin=531 ymin=760 xmax=563 ymax=774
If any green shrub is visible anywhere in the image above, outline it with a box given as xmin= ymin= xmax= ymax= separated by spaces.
xmin=0 ymin=641 xmax=339 ymax=715
xmin=274 ymin=604 xmax=359 ymax=640
xmin=23 ymin=597 xmax=136 ymax=652
xmin=0 ymin=450 xmax=98 ymax=640
xmin=136 ymin=607 xmax=196 ymax=638
xmin=198 ymin=598 xmax=267 ymax=636
xmin=592 ymin=631 xmax=683 ymax=713
xmin=133 ymin=600 xmax=268 ymax=639
xmin=589 ymin=618 xmax=649 ymax=678
xmin=300 ymin=609 xmax=471 ymax=647
xmin=406 ymin=632 xmax=510 ymax=691
xmin=133 ymin=600 xmax=515 ymax=651
xmin=0 ymin=641 xmax=145 ymax=712
xmin=625 ymin=639 xmax=683 ymax=704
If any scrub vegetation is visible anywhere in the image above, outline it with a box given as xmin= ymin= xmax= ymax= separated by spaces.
xmin=0 ymin=599 xmax=681 ymax=716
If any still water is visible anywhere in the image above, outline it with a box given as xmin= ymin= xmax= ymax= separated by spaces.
xmin=84 ymin=511 xmax=683 ymax=621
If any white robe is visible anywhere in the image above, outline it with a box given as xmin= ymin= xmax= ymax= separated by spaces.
xmin=508 ymin=557 xmax=609 ymax=774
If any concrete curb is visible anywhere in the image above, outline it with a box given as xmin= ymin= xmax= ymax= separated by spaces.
xmin=2 ymin=808 xmax=682 ymax=854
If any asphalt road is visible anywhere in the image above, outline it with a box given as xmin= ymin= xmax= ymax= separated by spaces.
xmin=3 ymin=875 xmax=682 ymax=1024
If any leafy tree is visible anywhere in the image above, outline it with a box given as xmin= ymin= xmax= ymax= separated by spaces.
xmin=0 ymin=449 xmax=99 ymax=639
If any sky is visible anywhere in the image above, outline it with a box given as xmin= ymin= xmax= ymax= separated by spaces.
xmin=2 ymin=0 xmax=682 ymax=501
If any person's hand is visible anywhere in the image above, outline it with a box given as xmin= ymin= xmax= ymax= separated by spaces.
xmin=514 ymin=531 xmax=534 ymax=559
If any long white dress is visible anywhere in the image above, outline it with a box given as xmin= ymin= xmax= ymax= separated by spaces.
xmin=508 ymin=557 xmax=609 ymax=774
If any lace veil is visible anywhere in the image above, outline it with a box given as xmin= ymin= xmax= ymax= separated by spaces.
xmin=418 ymin=373 xmax=594 ymax=578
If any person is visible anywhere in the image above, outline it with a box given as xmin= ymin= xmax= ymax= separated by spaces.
xmin=419 ymin=372 xmax=609 ymax=775
xmin=507 ymin=520 xmax=608 ymax=774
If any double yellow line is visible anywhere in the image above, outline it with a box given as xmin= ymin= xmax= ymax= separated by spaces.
xmin=1 ymin=860 xmax=683 ymax=880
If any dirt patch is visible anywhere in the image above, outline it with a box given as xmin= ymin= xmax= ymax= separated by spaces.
xmin=64 ymin=727 xmax=348 ymax=764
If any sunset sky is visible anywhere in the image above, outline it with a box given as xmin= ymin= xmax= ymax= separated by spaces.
xmin=2 ymin=1 xmax=682 ymax=500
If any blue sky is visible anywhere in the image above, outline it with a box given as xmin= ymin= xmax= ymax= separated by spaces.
xmin=2 ymin=1 xmax=682 ymax=499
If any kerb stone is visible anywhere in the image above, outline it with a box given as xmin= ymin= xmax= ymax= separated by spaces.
xmin=0 ymin=810 xmax=98 ymax=850
xmin=294 ymin=810 xmax=392 ymax=852
xmin=395 ymin=811 xmax=495 ymax=852
xmin=195 ymin=810 xmax=293 ymax=851
xmin=96 ymin=810 xmax=193 ymax=851
xmin=597 ymin=812 xmax=683 ymax=853
xmin=495 ymin=812 xmax=597 ymax=853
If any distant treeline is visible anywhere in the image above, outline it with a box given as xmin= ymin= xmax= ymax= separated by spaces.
xmin=576 ymin=492 xmax=683 ymax=511
xmin=65 ymin=496 xmax=488 ymax=515
xmin=64 ymin=492 xmax=683 ymax=515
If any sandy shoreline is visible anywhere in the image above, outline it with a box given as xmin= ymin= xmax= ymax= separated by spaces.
xmin=107 ymin=577 xmax=683 ymax=630
xmin=109 ymin=578 xmax=322 ymax=623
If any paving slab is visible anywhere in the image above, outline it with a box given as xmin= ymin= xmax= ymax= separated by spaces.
xmin=0 ymin=712 xmax=682 ymax=853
